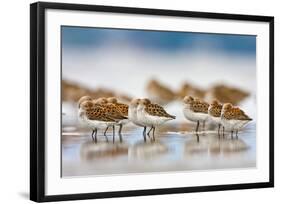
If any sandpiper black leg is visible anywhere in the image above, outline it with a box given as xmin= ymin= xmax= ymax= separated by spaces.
xmin=223 ymin=126 xmax=225 ymax=138
xmin=104 ymin=127 xmax=109 ymax=137
xmin=147 ymin=127 xmax=153 ymax=137
xmin=118 ymin=124 xmax=123 ymax=143
xmin=152 ymin=126 xmax=156 ymax=142
xmin=231 ymin=131 xmax=233 ymax=139
xmin=236 ymin=130 xmax=238 ymax=139
xmin=218 ymin=124 xmax=221 ymax=138
xmin=91 ymin=129 xmax=96 ymax=141
xmin=94 ymin=128 xmax=98 ymax=143
xmin=143 ymin=126 xmax=147 ymax=142
xmin=196 ymin=132 xmax=200 ymax=142
xmin=195 ymin=121 xmax=200 ymax=132
xmin=112 ymin=125 xmax=116 ymax=143
xmin=103 ymin=130 xmax=109 ymax=142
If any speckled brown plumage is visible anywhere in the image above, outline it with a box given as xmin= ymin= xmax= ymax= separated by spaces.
xmin=85 ymin=106 xmax=116 ymax=122
xmin=99 ymin=103 xmax=127 ymax=120
xmin=107 ymin=98 xmax=129 ymax=117
xmin=145 ymin=103 xmax=176 ymax=119
xmin=223 ymin=106 xmax=252 ymax=120
xmin=191 ymin=99 xmax=209 ymax=113
xmin=80 ymin=101 xmax=116 ymax=122
xmin=209 ymin=100 xmax=223 ymax=117
xmin=114 ymin=103 xmax=128 ymax=116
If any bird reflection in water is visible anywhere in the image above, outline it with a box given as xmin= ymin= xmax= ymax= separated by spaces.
xmin=220 ymin=138 xmax=248 ymax=154
xmin=185 ymin=133 xmax=209 ymax=155
xmin=128 ymin=141 xmax=169 ymax=160
xmin=185 ymin=132 xmax=248 ymax=156
xmin=80 ymin=141 xmax=128 ymax=161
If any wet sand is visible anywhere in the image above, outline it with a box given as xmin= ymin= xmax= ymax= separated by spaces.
xmin=62 ymin=123 xmax=256 ymax=177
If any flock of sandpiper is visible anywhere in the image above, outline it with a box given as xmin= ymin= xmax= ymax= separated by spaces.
xmin=78 ymin=95 xmax=252 ymax=143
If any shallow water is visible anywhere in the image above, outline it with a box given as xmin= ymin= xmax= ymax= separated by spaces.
xmin=62 ymin=122 xmax=256 ymax=177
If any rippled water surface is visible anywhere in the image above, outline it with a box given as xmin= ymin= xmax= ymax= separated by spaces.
xmin=62 ymin=122 xmax=256 ymax=177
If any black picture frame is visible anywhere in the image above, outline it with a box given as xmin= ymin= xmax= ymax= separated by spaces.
xmin=30 ymin=1 xmax=274 ymax=202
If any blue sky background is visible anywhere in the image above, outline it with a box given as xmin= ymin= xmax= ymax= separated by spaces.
xmin=62 ymin=26 xmax=256 ymax=55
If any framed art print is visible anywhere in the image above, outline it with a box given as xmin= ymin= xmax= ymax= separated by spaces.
xmin=30 ymin=2 xmax=274 ymax=202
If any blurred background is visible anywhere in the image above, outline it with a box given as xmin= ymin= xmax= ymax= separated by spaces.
xmin=62 ymin=26 xmax=256 ymax=121
xmin=61 ymin=26 xmax=256 ymax=177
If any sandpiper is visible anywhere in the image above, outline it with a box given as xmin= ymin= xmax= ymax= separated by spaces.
xmin=208 ymin=100 xmax=223 ymax=135
xmin=128 ymin=98 xmax=148 ymax=142
xmin=95 ymin=98 xmax=127 ymax=143
xmin=79 ymin=100 xmax=116 ymax=142
xmin=221 ymin=103 xmax=252 ymax=138
xmin=107 ymin=97 xmax=129 ymax=142
xmin=183 ymin=96 xmax=209 ymax=132
xmin=137 ymin=98 xmax=176 ymax=141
